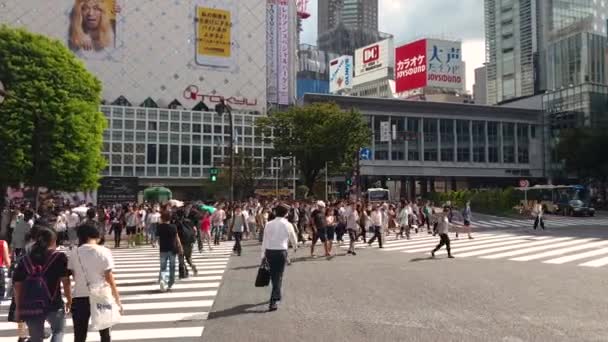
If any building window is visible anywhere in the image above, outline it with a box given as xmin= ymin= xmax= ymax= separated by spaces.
xmin=193 ymin=124 xmax=201 ymax=133
xmin=423 ymin=118 xmax=438 ymax=162
xmin=407 ymin=118 xmax=420 ymax=161
xmin=170 ymin=145 xmax=179 ymax=165
xmin=503 ymin=123 xmax=515 ymax=163
xmin=181 ymin=146 xmax=190 ymax=165
xmin=440 ymin=119 xmax=454 ymax=162
xmin=159 ymin=144 xmax=168 ymax=164
xmin=147 ymin=144 xmax=157 ymax=164
xmin=192 ymin=146 xmax=201 ymax=165
xmin=456 ymin=120 xmax=470 ymax=162
xmin=472 ymin=122 xmax=485 ymax=163
xmin=488 ymin=122 xmax=499 ymax=163
xmin=203 ymin=146 xmax=211 ymax=165
xmin=373 ymin=116 xmax=389 ymax=160
xmin=517 ymin=124 xmax=529 ymax=164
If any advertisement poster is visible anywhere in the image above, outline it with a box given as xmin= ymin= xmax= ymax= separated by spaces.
xmin=266 ymin=1 xmax=279 ymax=104
xmin=394 ymin=39 xmax=427 ymax=93
xmin=329 ymin=55 xmax=353 ymax=93
xmin=355 ymin=39 xmax=393 ymax=77
xmin=195 ymin=2 xmax=237 ymax=70
xmin=97 ymin=177 xmax=139 ymax=204
xmin=425 ymin=39 xmax=465 ymax=90
xmin=68 ymin=0 xmax=122 ymax=59
xmin=277 ymin=0 xmax=290 ymax=105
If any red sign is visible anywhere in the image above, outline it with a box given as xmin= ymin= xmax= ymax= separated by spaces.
xmin=394 ymin=39 xmax=428 ymax=93
xmin=363 ymin=45 xmax=379 ymax=63
xmin=519 ymin=180 xmax=530 ymax=188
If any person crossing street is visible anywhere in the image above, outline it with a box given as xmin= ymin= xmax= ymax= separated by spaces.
xmin=431 ymin=206 xmax=455 ymax=259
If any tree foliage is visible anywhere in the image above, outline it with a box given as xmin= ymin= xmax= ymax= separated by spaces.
xmin=256 ymin=103 xmax=371 ymax=192
xmin=0 ymin=26 xmax=107 ymax=198
xmin=555 ymin=128 xmax=608 ymax=182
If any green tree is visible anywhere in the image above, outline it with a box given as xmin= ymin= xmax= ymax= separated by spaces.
xmin=556 ymin=128 xmax=608 ymax=200
xmin=0 ymin=26 xmax=106 ymax=207
xmin=256 ymin=103 xmax=370 ymax=192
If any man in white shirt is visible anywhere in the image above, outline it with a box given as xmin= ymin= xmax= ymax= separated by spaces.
xmin=66 ymin=209 xmax=81 ymax=248
xmin=367 ymin=205 xmax=384 ymax=248
xmin=532 ymin=200 xmax=545 ymax=230
xmin=146 ymin=207 xmax=161 ymax=247
xmin=211 ymin=206 xmax=226 ymax=245
xmin=345 ymin=202 xmax=360 ymax=255
xmin=261 ymin=204 xmax=297 ymax=312
xmin=431 ymin=206 xmax=455 ymax=259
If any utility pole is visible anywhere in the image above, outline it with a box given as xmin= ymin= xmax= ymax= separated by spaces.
xmin=325 ymin=161 xmax=329 ymax=202
xmin=215 ymin=99 xmax=234 ymax=203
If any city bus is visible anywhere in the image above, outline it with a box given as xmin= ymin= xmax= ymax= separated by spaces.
xmin=366 ymin=188 xmax=390 ymax=203
xmin=516 ymin=185 xmax=595 ymax=216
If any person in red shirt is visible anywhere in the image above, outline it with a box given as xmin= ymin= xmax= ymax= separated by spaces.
xmin=199 ymin=211 xmax=213 ymax=251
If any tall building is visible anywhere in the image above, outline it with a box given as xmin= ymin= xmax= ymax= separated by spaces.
xmin=473 ymin=66 xmax=488 ymax=105
xmin=318 ymin=0 xmax=344 ymax=34
xmin=317 ymin=0 xmax=382 ymax=56
xmin=484 ymin=0 xmax=537 ymax=105
xmin=342 ymin=0 xmax=379 ymax=31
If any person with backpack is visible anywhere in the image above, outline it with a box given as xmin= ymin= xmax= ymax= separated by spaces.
xmin=12 ymin=227 xmax=71 ymax=342
xmin=69 ymin=224 xmax=122 ymax=342
xmin=175 ymin=210 xmax=197 ymax=278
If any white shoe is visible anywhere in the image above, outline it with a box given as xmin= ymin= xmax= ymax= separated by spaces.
xmin=160 ymin=280 xmax=167 ymax=292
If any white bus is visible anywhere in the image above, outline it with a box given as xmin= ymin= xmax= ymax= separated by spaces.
xmin=366 ymin=188 xmax=390 ymax=203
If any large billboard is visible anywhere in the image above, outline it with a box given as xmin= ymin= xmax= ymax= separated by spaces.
xmin=0 ymin=0 xmax=268 ymax=112
xmin=394 ymin=39 xmax=465 ymax=93
xmin=395 ymin=39 xmax=427 ymax=93
xmin=426 ymin=39 xmax=465 ymax=90
xmin=329 ymin=55 xmax=353 ymax=93
xmin=354 ymin=39 xmax=393 ymax=77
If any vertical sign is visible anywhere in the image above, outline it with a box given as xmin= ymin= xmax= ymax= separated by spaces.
xmin=426 ymin=39 xmax=464 ymax=90
xmin=277 ymin=0 xmax=289 ymax=105
xmin=380 ymin=121 xmax=390 ymax=142
xmin=394 ymin=39 xmax=428 ymax=93
xmin=329 ymin=55 xmax=353 ymax=93
xmin=266 ymin=0 xmax=278 ymax=104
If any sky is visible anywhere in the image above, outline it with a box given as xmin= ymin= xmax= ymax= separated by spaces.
xmin=300 ymin=0 xmax=485 ymax=92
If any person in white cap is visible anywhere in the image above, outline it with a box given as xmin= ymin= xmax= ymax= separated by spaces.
xmin=310 ymin=201 xmax=328 ymax=257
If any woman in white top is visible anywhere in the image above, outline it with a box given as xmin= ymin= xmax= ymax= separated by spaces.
xmin=69 ymin=224 xmax=122 ymax=342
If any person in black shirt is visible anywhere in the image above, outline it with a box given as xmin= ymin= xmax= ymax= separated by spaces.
xmin=157 ymin=211 xmax=182 ymax=292
xmin=310 ymin=201 xmax=328 ymax=258
xmin=13 ymin=227 xmax=71 ymax=342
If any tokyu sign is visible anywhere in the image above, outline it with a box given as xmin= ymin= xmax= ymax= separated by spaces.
xmin=355 ymin=39 xmax=393 ymax=77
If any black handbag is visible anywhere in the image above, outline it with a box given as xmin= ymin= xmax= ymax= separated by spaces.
xmin=255 ymin=258 xmax=271 ymax=287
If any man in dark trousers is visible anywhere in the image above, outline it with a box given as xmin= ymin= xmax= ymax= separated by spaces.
xmin=261 ymin=203 xmax=297 ymax=311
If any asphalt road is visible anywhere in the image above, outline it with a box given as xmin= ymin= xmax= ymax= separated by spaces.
xmin=202 ymin=225 xmax=608 ymax=342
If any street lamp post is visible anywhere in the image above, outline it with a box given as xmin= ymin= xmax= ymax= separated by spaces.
xmin=0 ymin=81 xmax=5 ymax=105
xmin=215 ymin=99 xmax=234 ymax=203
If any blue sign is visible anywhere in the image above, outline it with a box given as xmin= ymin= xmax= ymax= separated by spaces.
xmin=360 ymin=148 xmax=371 ymax=161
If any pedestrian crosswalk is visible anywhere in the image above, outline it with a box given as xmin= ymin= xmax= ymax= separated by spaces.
xmin=469 ymin=216 xmax=608 ymax=229
xmin=344 ymin=232 xmax=608 ymax=269
xmin=0 ymin=242 xmax=234 ymax=342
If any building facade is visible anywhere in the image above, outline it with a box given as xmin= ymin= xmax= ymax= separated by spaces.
xmin=304 ymin=94 xmax=544 ymax=199
xmin=474 ymin=65 xmax=488 ymax=105
xmin=341 ymin=0 xmax=379 ymax=31
xmin=318 ymin=0 xmax=344 ymax=34
xmin=296 ymin=44 xmax=338 ymax=100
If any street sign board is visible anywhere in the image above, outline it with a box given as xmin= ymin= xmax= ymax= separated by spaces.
xmin=380 ymin=121 xmax=390 ymax=142
xmin=519 ymin=179 xmax=530 ymax=188
xmin=360 ymin=148 xmax=371 ymax=161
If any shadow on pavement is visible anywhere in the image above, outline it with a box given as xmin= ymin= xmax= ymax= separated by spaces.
xmin=207 ymin=302 xmax=269 ymax=319
xmin=231 ymin=264 xmax=260 ymax=271
xmin=410 ymin=257 xmax=440 ymax=262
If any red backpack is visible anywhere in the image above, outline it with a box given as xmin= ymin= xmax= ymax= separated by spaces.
xmin=18 ymin=252 xmax=61 ymax=320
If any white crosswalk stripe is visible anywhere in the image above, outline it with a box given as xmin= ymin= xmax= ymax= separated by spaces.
xmin=465 ymin=216 xmax=608 ymax=229
xmin=343 ymin=231 xmax=608 ymax=270
xmin=0 ymin=243 xmax=235 ymax=341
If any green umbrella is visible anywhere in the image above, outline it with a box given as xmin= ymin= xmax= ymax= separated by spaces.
xmin=143 ymin=186 xmax=172 ymax=203
xmin=198 ymin=204 xmax=216 ymax=213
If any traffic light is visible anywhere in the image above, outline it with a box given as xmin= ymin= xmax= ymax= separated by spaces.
xmin=346 ymin=178 xmax=353 ymax=186
xmin=210 ymin=167 xmax=219 ymax=182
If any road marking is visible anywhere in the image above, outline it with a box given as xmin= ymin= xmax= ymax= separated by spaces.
xmin=402 ymin=235 xmax=535 ymax=254
xmin=456 ymin=236 xmax=565 ymax=258
xmin=510 ymin=240 xmax=608 ymax=261
xmin=543 ymin=247 xmax=608 ymax=264
xmin=481 ymin=238 xmax=595 ymax=259
xmin=579 ymin=256 xmax=608 ymax=267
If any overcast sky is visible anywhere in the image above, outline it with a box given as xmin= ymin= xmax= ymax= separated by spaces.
xmin=300 ymin=0 xmax=485 ymax=92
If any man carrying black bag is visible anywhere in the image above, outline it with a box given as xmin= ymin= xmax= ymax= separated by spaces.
xmin=259 ymin=203 xmax=297 ymax=312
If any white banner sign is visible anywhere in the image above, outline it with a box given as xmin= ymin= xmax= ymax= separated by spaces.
xmin=329 ymin=55 xmax=353 ymax=93
xmin=266 ymin=1 xmax=278 ymax=104
xmin=354 ymin=38 xmax=392 ymax=77
xmin=380 ymin=121 xmax=390 ymax=142
xmin=277 ymin=0 xmax=289 ymax=105
xmin=425 ymin=39 xmax=465 ymax=91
